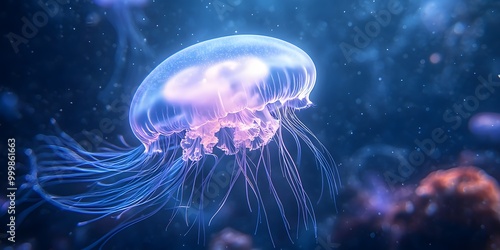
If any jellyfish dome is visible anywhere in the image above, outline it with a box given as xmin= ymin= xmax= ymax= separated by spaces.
xmin=130 ymin=35 xmax=316 ymax=160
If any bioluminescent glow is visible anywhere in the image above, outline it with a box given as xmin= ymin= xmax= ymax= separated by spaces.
xmin=29 ymin=35 xmax=340 ymax=247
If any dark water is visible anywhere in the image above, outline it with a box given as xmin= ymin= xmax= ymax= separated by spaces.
xmin=1 ymin=0 xmax=500 ymax=249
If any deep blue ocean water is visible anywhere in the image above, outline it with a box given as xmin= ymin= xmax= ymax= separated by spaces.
xmin=1 ymin=0 xmax=500 ymax=249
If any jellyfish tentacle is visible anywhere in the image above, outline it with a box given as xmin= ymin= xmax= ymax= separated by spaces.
xmin=97 ymin=0 xmax=154 ymax=103
xmin=28 ymin=131 xmax=186 ymax=246
xmin=280 ymin=108 xmax=341 ymax=200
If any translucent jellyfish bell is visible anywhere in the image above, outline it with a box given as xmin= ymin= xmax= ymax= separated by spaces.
xmin=93 ymin=0 xmax=154 ymax=102
xmin=130 ymin=35 xmax=317 ymax=161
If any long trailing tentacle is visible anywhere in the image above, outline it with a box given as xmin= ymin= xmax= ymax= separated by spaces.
xmin=26 ymin=123 xmax=186 ymax=249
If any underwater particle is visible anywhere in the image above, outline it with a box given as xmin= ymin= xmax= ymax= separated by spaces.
xmin=469 ymin=112 xmax=500 ymax=143
xmin=209 ymin=227 xmax=253 ymax=250
xmin=429 ymin=53 xmax=442 ymax=64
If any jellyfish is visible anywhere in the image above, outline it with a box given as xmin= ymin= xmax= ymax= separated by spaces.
xmin=469 ymin=112 xmax=500 ymax=143
xmin=29 ymin=35 xmax=340 ymax=247
xmin=91 ymin=0 xmax=154 ymax=102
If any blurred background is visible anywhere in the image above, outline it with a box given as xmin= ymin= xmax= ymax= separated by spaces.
xmin=1 ymin=0 xmax=500 ymax=249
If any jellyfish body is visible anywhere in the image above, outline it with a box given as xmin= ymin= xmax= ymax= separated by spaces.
xmin=469 ymin=112 xmax=500 ymax=143
xmin=93 ymin=0 xmax=154 ymax=102
xmin=131 ymin=35 xmax=316 ymax=159
xmin=30 ymin=35 xmax=339 ymax=247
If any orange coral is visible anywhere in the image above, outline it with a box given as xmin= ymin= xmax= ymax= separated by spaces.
xmin=394 ymin=166 xmax=500 ymax=250
xmin=415 ymin=166 xmax=500 ymax=218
